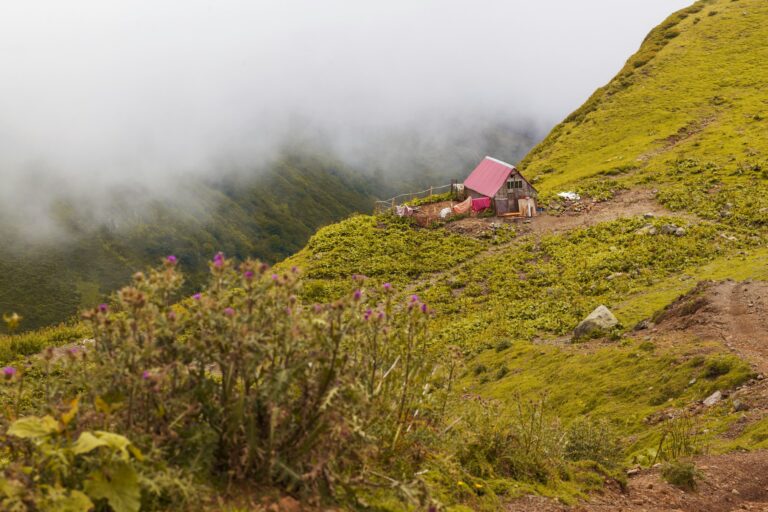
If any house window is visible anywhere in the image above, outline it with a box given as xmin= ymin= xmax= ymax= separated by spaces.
xmin=506 ymin=178 xmax=523 ymax=190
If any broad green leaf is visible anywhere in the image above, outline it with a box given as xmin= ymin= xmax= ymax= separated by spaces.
xmin=93 ymin=431 xmax=133 ymax=460
xmin=72 ymin=431 xmax=109 ymax=455
xmin=40 ymin=487 xmax=94 ymax=512
xmin=84 ymin=463 xmax=141 ymax=512
xmin=7 ymin=415 xmax=59 ymax=439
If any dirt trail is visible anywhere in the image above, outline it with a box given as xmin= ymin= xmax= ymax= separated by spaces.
xmin=507 ymin=279 xmax=768 ymax=511
xmin=404 ymin=187 xmax=680 ymax=296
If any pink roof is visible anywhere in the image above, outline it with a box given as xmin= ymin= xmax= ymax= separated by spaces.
xmin=463 ymin=156 xmax=516 ymax=197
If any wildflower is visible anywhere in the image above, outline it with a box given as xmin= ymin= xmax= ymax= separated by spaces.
xmin=377 ymin=311 xmax=385 ymax=320
xmin=142 ymin=370 xmax=150 ymax=380
xmin=364 ymin=308 xmax=373 ymax=321
xmin=285 ymin=307 xmax=292 ymax=315
xmin=457 ymin=481 xmax=466 ymax=487
xmin=166 ymin=255 xmax=178 ymax=265
xmin=291 ymin=266 xmax=299 ymax=274
xmin=271 ymin=274 xmax=279 ymax=282
xmin=313 ymin=304 xmax=323 ymax=313
xmin=383 ymin=282 xmax=392 ymax=291
xmin=213 ymin=252 xmax=225 ymax=268
xmin=353 ymin=289 xmax=362 ymax=301
xmin=421 ymin=303 xmax=428 ymax=314
xmin=2 ymin=366 xmax=16 ymax=380
xmin=98 ymin=303 xmax=109 ymax=313
xmin=474 ymin=483 xmax=483 ymax=489
xmin=244 ymin=270 xmax=255 ymax=280
xmin=67 ymin=347 xmax=80 ymax=359
xmin=410 ymin=294 xmax=419 ymax=303
xmin=223 ymin=307 xmax=235 ymax=317
xmin=167 ymin=310 xmax=176 ymax=321
xmin=259 ymin=262 xmax=270 ymax=273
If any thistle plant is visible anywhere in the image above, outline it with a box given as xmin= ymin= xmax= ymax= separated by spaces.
xmin=79 ymin=254 xmax=447 ymax=496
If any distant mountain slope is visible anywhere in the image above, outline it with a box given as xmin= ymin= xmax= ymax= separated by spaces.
xmin=522 ymin=0 xmax=767 ymax=225
xmin=0 ymin=154 xmax=378 ymax=331
xmin=0 ymin=123 xmax=538 ymax=332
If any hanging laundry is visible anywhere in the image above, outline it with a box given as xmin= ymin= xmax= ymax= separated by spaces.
xmin=395 ymin=205 xmax=414 ymax=217
xmin=452 ymin=196 xmax=472 ymax=214
xmin=471 ymin=197 xmax=491 ymax=212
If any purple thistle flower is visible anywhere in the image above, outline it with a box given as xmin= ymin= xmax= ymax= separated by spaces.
xmin=213 ymin=252 xmax=225 ymax=268
xmin=353 ymin=289 xmax=362 ymax=301
xmin=259 ymin=262 xmax=270 ymax=273
xmin=3 ymin=366 xmax=17 ymax=379
xmin=383 ymin=282 xmax=392 ymax=291
xmin=98 ymin=303 xmax=108 ymax=313
xmin=166 ymin=255 xmax=178 ymax=265
xmin=291 ymin=266 xmax=299 ymax=274
xmin=193 ymin=293 xmax=202 ymax=301
xmin=223 ymin=307 xmax=235 ymax=317
xmin=271 ymin=273 xmax=279 ymax=282
xmin=285 ymin=307 xmax=292 ymax=315
xmin=244 ymin=270 xmax=255 ymax=280
xmin=313 ymin=304 xmax=323 ymax=313
xmin=142 ymin=370 xmax=151 ymax=380
xmin=364 ymin=308 xmax=373 ymax=321
xmin=421 ymin=303 xmax=429 ymax=314
xmin=410 ymin=294 xmax=419 ymax=303
xmin=377 ymin=312 xmax=385 ymax=320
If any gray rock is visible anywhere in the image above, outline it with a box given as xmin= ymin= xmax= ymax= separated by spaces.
xmin=643 ymin=212 xmax=656 ymax=219
xmin=703 ymin=390 xmax=722 ymax=407
xmin=733 ymin=399 xmax=750 ymax=412
xmin=661 ymin=224 xmax=679 ymax=235
xmin=674 ymin=227 xmax=686 ymax=237
xmin=573 ymin=305 xmax=620 ymax=339
xmin=636 ymin=224 xmax=658 ymax=235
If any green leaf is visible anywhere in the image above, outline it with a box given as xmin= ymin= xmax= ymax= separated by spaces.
xmin=40 ymin=487 xmax=94 ymax=512
xmin=93 ymin=431 xmax=133 ymax=460
xmin=84 ymin=463 xmax=141 ymax=512
xmin=72 ymin=432 xmax=109 ymax=455
xmin=7 ymin=415 xmax=60 ymax=439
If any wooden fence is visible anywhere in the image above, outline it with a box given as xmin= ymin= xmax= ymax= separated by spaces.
xmin=373 ymin=183 xmax=456 ymax=214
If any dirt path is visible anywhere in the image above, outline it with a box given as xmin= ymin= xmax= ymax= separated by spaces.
xmin=506 ymin=451 xmax=768 ymax=512
xmin=405 ymin=187 xmax=682 ymax=296
xmin=507 ymin=279 xmax=768 ymax=511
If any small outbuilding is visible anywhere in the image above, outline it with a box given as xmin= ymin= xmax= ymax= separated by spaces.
xmin=463 ymin=156 xmax=538 ymax=217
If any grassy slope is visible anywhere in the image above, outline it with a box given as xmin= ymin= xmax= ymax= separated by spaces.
xmin=274 ymin=0 xmax=768 ymax=504
xmin=5 ymin=0 xmax=768 ymax=508
xmin=523 ymin=0 xmax=768 ymax=225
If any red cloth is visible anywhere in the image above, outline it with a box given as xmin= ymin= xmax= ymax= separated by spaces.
xmin=471 ymin=196 xmax=491 ymax=212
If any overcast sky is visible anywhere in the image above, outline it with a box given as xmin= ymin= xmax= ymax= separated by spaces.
xmin=0 ymin=0 xmax=691 ymax=215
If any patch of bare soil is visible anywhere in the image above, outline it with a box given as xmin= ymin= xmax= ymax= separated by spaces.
xmin=507 ymin=451 xmax=768 ymax=511
xmin=649 ymin=279 xmax=768 ymax=374
xmin=445 ymin=187 xmax=677 ymax=239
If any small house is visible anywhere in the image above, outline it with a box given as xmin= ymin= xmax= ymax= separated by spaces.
xmin=463 ymin=156 xmax=538 ymax=217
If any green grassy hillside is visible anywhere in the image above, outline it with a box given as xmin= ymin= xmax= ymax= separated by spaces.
xmin=270 ymin=0 xmax=768 ymax=505
xmin=3 ymin=1 xmax=768 ymax=509
xmin=521 ymin=0 xmax=768 ymax=225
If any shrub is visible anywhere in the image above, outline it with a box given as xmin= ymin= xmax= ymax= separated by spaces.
xmin=565 ymin=418 xmax=623 ymax=468
xmin=76 ymin=255 xmax=447 ymax=498
xmin=661 ymin=461 xmax=699 ymax=490
xmin=704 ymin=358 xmax=732 ymax=378
xmin=454 ymin=396 xmax=566 ymax=484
